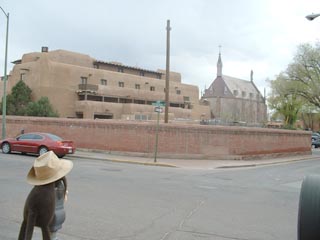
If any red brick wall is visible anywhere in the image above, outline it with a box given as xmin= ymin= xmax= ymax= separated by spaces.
xmin=0 ymin=116 xmax=311 ymax=159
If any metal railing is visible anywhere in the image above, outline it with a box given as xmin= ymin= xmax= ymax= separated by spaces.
xmin=78 ymin=84 xmax=98 ymax=91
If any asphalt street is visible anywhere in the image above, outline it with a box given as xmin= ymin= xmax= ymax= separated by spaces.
xmin=1 ymin=150 xmax=320 ymax=240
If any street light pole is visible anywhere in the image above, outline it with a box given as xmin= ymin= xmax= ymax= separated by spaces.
xmin=306 ymin=13 xmax=320 ymax=21
xmin=0 ymin=6 xmax=9 ymax=139
xmin=164 ymin=19 xmax=171 ymax=123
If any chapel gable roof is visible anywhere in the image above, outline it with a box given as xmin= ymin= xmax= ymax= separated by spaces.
xmin=203 ymin=75 xmax=264 ymax=101
xmin=202 ymin=51 xmax=265 ymax=102
xmin=224 ymin=75 xmax=254 ymax=92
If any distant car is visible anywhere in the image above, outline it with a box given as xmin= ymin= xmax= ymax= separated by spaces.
xmin=312 ymin=132 xmax=320 ymax=139
xmin=0 ymin=132 xmax=75 ymax=158
xmin=312 ymin=138 xmax=320 ymax=148
xmin=312 ymin=133 xmax=320 ymax=148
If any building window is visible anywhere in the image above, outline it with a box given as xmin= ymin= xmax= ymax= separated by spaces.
xmin=118 ymin=67 xmax=124 ymax=73
xmin=176 ymin=89 xmax=181 ymax=95
xmin=233 ymin=90 xmax=238 ymax=96
xmin=20 ymin=73 xmax=26 ymax=81
xmin=139 ymin=71 xmax=144 ymax=76
xmin=150 ymin=86 xmax=155 ymax=91
xmin=119 ymin=82 xmax=124 ymax=87
xmin=101 ymin=79 xmax=107 ymax=85
xmin=76 ymin=112 xmax=84 ymax=118
xmin=242 ymin=91 xmax=246 ymax=98
xmin=224 ymin=86 xmax=228 ymax=95
xmin=81 ymin=77 xmax=87 ymax=84
xmin=249 ymin=93 xmax=254 ymax=98
xmin=135 ymin=84 xmax=140 ymax=89
xmin=183 ymin=96 xmax=190 ymax=102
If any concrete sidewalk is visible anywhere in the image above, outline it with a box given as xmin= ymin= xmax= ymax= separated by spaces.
xmin=65 ymin=149 xmax=320 ymax=170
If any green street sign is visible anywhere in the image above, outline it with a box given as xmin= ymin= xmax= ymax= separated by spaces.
xmin=152 ymin=101 xmax=166 ymax=107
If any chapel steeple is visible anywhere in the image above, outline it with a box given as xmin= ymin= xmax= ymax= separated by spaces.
xmin=217 ymin=45 xmax=223 ymax=77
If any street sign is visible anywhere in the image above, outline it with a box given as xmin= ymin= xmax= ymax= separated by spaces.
xmin=152 ymin=101 xmax=165 ymax=107
xmin=154 ymin=107 xmax=163 ymax=113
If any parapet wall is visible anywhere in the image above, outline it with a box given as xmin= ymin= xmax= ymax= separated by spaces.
xmin=0 ymin=116 xmax=311 ymax=159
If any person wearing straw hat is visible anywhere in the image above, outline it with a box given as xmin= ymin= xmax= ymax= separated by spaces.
xmin=18 ymin=151 xmax=73 ymax=240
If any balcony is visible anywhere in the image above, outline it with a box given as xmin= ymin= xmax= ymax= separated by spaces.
xmin=77 ymin=84 xmax=98 ymax=92
xmin=76 ymin=84 xmax=189 ymax=109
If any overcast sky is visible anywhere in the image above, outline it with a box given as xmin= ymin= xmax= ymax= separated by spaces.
xmin=0 ymin=0 xmax=320 ymax=96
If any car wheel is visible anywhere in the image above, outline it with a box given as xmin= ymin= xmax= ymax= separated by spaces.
xmin=57 ymin=155 xmax=65 ymax=158
xmin=38 ymin=146 xmax=48 ymax=156
xmin=298 ymin=175 xmax=320 ymax=240
xmin=1 ymin=142 xmax=11 ymax=154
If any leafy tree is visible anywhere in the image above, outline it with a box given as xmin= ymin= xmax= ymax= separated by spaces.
xmin=268 ymin=73 xmax=305 ymax=128
xmin=6 ymin=80 xmax=32 ymax=115
xmin=26 ymin=97 xmax=59 ymax=117
xmin=286 ymin=42 xmax=320 ymax=108
xmin=268 ymin=42 xmax=320 ymax=129
xmin=299 ymin=104 xmax=320 ymax=130
xmin=0 ymin=80 xmax=59 ymax=117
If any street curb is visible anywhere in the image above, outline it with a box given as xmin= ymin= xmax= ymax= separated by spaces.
xmin=65 ymin=154 xmax=177 ymax=168
xmin=217 ymin=164 xmax=257 ymax=169
xmin=65 ymin=151 xmax=319 ymax=169
xmin=216 ymin=156 xmax=319 ymax=169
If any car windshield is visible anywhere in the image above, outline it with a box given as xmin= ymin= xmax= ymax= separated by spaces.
xmin=45 ymin=133 xmax=63 ymax=141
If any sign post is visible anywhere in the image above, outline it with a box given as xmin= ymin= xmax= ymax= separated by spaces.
xmin=152 ymin=101 xmax=165 ymax=163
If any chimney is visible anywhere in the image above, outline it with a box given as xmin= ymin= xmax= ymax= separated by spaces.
xmin=41 ymin=46 xmax=48 ymax=52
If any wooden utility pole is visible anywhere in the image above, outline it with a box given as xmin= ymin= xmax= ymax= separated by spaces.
xmin=164 ymin=19 xmax=171 ymax=123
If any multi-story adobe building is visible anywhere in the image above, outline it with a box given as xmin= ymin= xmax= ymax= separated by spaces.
xmin=1 ymin=47 xmax=210 ymax=121
xmin=201 ymin=52 xmax=267 ymax=125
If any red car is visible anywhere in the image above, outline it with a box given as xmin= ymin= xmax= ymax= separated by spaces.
xmin=0 ymin=132 xmax=75 ymax=158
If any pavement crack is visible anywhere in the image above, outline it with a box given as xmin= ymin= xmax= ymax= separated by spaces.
xmin=160 ymin=199 xmax=206 ymax=240
xmin=178 ymin=199 xmax=205 ymax=229
xmin=109 ymin=207 xmax=180 ymax=240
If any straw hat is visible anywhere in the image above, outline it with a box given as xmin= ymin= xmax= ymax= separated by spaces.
xmin=27 ymin=151 xmax=73 ymax=186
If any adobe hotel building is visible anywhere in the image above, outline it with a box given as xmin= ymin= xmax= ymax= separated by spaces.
xmin=2 ymin=47 xmax=210 ymax=121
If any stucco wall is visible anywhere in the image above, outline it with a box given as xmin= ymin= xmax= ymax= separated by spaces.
xmin=3 ymin=49 xmax=207 ymax=121
xmin=0 ymin=116 xmax=311 ymax=160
